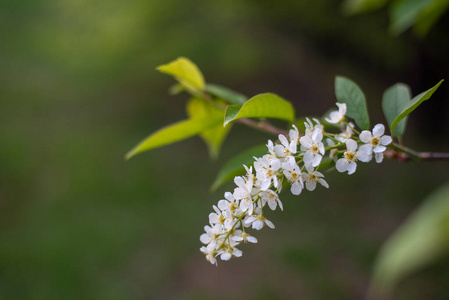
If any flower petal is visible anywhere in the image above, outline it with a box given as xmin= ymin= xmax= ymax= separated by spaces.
xmin=336 ymin=158 xmax=347 ymax=173
xmin=291 ymin=181 xmax=303 ymax=195
xmin=346 ymin=139 xmax=358 ymax=152
xmin=373 ymin=124 xmax=385 ymax=137
xmin=347 ymin=161 xmax=357 ymax=175
xmin=359 ymin=131 xmax=372 ymax=143
xmin=381 ymin=135 xmax=392 ymax=145
xmin=373 ymin=145 xmax=386 ymax=153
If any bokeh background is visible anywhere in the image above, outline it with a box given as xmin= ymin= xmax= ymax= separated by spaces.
xmin=1 ymin=1 xmax=449 ymax=299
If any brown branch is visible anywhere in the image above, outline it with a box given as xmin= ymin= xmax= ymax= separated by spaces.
xmin=235 ymin=118 xmax=289 ymax=137
xmin=385 ymin=147 xmax=449 ymax=162
xmin=233 ymin=116 xmax=449 ymax=163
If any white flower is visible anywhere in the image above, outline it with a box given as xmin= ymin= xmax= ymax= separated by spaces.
xmin=254 ymin=156 xmax=281 ymax=190
xmin=283 ymin=162 xmax=304 ymax=195
xmin=208 ymin=205 xmax=226 ymax=226
xmin=265 ymin=140 xmax=278 ymax=163
xmin=300 ymin=129 xmax=325 ymax=168
xmin=358 ymin=124 xmax=392 ymax=163
xmin=289 ymin=125 xmax=300 ymax=145
xmin=200 ymin=224 xmax=224 ymax=250
xmin=304 ymin=118 xmax=323 ymax=137
xmin=335 ymin=139 xmax=365 ymax=175
xmin=200 ymin=246 xmax=217 ymax=265
xmin=233 ymin=176 xmax=254 ymax=215
xmin=301 ymin=165 xmax=329 ymax=191
xmin=218 ymin=192 xmax=241 ymax=217
xmin=274 ymin=133 xmax=297 ymax=159
xmin=232 ymin=230 xmax=258 ymax=243
xmin=325 ymin=103 xmax=346 ymax=124
xmin=218 ymin=245 xmax=242 ymax=261
xmin=260 ymin=189 xmax=283 ymax=211
xmin=336 ymin=122 xmax=354 ymax=143
xmin=244 ymin=208 xmax=275 ymax=230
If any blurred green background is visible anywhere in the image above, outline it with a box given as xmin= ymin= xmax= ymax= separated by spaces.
xmin=1 ymin=0 xmax=449 ymax=299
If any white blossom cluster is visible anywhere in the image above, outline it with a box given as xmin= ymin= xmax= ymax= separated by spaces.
xmin=200 ymin=103 xmax=392 ymax=265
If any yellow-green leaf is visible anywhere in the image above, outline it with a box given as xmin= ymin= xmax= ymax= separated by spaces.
xmin=223 ymin=93 xmax=295 ymax=127
xmin=370 ymin=183 xmax=449 ymax=295
xmin=125 ymin=116 xmax=222 ymax=160
xmin=187 ymin=98 xmax=230 ymax=159
xmin=205 ymin=83 xmax=247 ymax=105
xmin=342 ymin=0 xmax=388 ymax=16
xmin=157 ymin=57 xmax=205 ymax=93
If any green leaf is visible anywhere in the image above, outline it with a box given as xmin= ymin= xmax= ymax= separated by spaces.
xmin=186 ymin=98 xmax=231 ymax=159
xmin=382 ymin=83 xmax=412 ymax=137
xmin=223 ymin=93 xmax=295 ymax=127
xmin=370 ymin=183 xmax=449 ymax=294
xmin=389 ymin=0 xmax=431 ymax=35
xmin=413 ymin=0 xmax=449 ymax=36
xmin=211 ymin=144 xmax=268 ymax=191
xmin=168 ymin=83 xmax=186 ymax=95
xmin=335 ymin=76 xmax=370 ymax=130
xmin=157 ymin=57 xmax=205 ymax=92
xmin=342 ymin=0 xmax=389 ymax=15
xmin=205 ymin=83 xmax=248 ymax=105
xmin=390 ymin=80 xmax=443 ymax=134
xmin=125 ymin=116 xmax=222 ymax=159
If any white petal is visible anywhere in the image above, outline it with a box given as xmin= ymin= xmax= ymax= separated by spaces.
xmin=271 ymin=159 xmax=281 ymax=171
xmin=318 ymin=178 xmax=329 ymax=188
xmin=200 ymin=233 xmax=210 ymax=244
xmin=220 ymin=253 xmax=232 ymax=261
xmin=359 ymin=131 xmax=372 ymax=143
xmin=356 ymin=150 xmax=371 ymax=163
xmin=267 ymin=199 xmax=277 ymax=210
xmin=306 ymin=180 xmax=317 ymax=191
xmin=217 ymin=200 xmax=228 ymax=211
xmin=347 ymin=162 xmax=357 ymax=175
xmin=291 ymin=181 xmax=303 ymax=195
xmin=209 ymin=213 xmax=219 ymax=224
xmin=260 ymin=179 xmax=271 ymax=191
xmin=247 ymin=236 xmax=258 ymax=243
xmin=381 ymin=135 xmax=392 ymax=145
xmin=318 ymin=143 xmax=325 ymax=155
xmin=289 ymin=140 xmax=297 ymax=154
xmin=300 ymin=136 xmax=313 ymax=148
xmin=265 ymin=219 xmax=275 ymax=229
xmin=372 ymin=124 xmax=385 ymax=137
xmin=279 ymin=134 xmax=289 ymax=147
xmin=233 ymin=248 xmax=242 ymax=257
xmin=346 ymin=139 xmax=358 ymax=151
xmin=335 ymin=158 xmax=347 ymax=173
xmin=336 ymin=102 xmax=346 ymax=114
xmin=252 ymin=220 xmax=264 ymax=230
xmin=277 ymin=199 xmax=284 ymax=211
xmin=375 ymin=152 xmax=384 ymax=163
xmin=311 ymin=154 xmax=322 ymax=167
xmin=274 ymin=145 xmax=285 ymax=157
xmin=234 ymin=176 xmax=245 ymax=188
xmin=244 ymin=216 xmax=256 ymax=225
xmin=359 ymin=144 xmax=373 ymax=155
xmin=373 ymin=145 xmax=386 ymax=153
xmin=224 ymin=192 xmax=234 ymax=201
xmin=312 ymin=129 xmax=323 ymax=143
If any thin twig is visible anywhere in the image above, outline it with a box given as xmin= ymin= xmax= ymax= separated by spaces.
xmin=235 ymin=118 xmax=289 ymax=137
xmin=386 ymin=143 xmax=449 ymax=162
xmin=236 ymin=119 xmax=449 ymax=163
